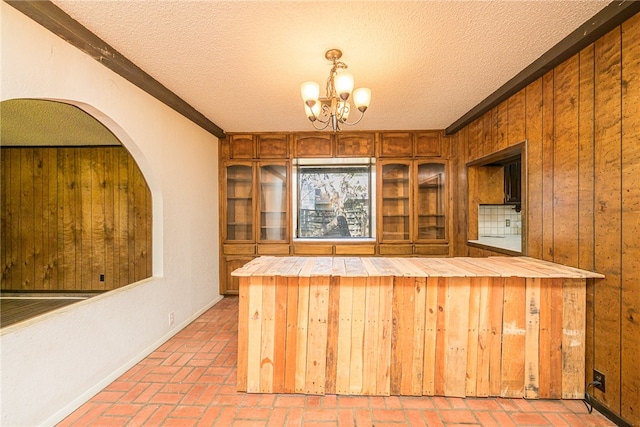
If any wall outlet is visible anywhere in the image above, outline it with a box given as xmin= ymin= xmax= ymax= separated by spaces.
xmin=593 ymin=369 xmax=606 ymax=392
xmin=99 ymin=274 xmax=105 ymax=282
xmin=169 ymin=312 xmax=175 ymax=326
xmin=505 ymin=219 xmax=511 ymax=227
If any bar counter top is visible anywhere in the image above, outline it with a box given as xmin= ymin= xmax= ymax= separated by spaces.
xmin=232 ymin=256 xmax=604 ymax=279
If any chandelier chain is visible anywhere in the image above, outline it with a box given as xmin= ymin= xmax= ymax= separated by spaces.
xmin=326 ymin=60 xmax=348 ymax=98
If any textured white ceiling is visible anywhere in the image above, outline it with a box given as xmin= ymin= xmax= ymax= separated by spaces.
xmin=50 ymin=0 xmax=611 ymax=134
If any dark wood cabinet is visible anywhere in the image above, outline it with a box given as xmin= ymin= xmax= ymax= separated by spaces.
xmin=504 ymin=160 xmax=521 ymax=205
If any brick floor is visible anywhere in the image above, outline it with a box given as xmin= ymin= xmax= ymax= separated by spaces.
xmin=57 ymin=296 xmax=615 ymax=426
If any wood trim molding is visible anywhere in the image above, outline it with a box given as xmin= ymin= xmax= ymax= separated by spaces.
xmin=5 ymin=0 xmax=226 ymax=139
xmin=446 ymin=1 xmax=640 ymax=135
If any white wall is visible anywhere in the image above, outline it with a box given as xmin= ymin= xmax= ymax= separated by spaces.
xmin=0 ymin=4 xmax=221 ymax=426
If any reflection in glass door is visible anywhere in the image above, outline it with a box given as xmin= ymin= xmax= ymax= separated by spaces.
xmin=381 ymin=162 xmax=411 ymax=241
xmin=226 ymin=164 xmax=253 ymax=241
xmin=416 ymin=162 xmax=446 ymax=240
xmin=259 ymin=163 xmax=287 ymax=241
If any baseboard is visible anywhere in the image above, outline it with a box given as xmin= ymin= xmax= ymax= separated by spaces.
xmin=41 ymin=295 xmax=224 ymax=426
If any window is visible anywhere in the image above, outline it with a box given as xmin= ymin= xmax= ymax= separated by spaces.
xmin=293 ymin=158 xmax=376 ymax=239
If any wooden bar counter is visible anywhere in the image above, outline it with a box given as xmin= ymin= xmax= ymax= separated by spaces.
xmin=233 ymin=256 xmax=603 ymax=399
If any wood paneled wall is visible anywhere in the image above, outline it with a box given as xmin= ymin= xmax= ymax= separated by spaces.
xmin=1 ymin=146 xmax=152 ymax=292
xmin=450 ymin=13 xmax=640 ymax=425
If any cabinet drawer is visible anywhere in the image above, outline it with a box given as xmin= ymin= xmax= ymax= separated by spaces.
xmin=223 ymin=244 xmax=256 ymax=255
xmin=379 ymin=244 xmax=413 ymax=255
xmin=257 ymin=244 xmax=290 ymax=255
xmin=335 ymin=244 xmax=376 ymax=255
xmin=414 ymin=244 xmax=449 ymax=256
xmin=293 ymin=244 xmax=334 ymax=255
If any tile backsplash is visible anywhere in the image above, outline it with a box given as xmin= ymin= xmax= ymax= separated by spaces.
xmin=478 ymin=204 xmax=521 ymax=236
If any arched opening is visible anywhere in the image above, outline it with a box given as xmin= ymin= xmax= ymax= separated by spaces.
xmin=1 ymin=99 xmax=154 ymax=326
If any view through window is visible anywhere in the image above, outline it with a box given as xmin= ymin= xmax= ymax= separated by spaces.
xmin=294 ymin=158 xmax=375 ymax=239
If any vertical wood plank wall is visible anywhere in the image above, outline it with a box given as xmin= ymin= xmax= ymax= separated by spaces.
xmin=1 ymin=146 xmax=152 ymax=291
xmin=450 ymin=13 xmax=640 ymax=425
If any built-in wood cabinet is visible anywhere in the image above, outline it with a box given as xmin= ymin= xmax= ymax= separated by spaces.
xmin=258 ymin=162 xmax=288 ymax=242
xmin=379 ymin=130 xmax=444 ymax=158
xmin=257 ymin=134 xmax=288 ymax=158
xmin=416 ymin=161 xmax=447 ymax=241
xmin=228 ymin=134 xmax=254 ymax=159
xmin=220 ymin=130 xmax=451 ymax=293
xmin=224 ymin=163 xmax=254 ymax=242
xmin=294 ymin=133 xmax=333 ymax=157
xmin=380 ymin=132 xmax=413 ymax=157
xmin=292 ymin=132 xmax=377 ymax=158
xmin=227 ymin=133 xmax=289 ymax=159
xmin=221 ymin=255 xmax=255 ymax=294
xmin=379 ymin=161 xmax=412 ymax=241
xmin=223 ymin=161 xmax=289 ymax=244
xmin=378 ymin=159 xmax=448 ymax=254
xmin=415 ymin=131 xmax=442 ymax=157
xmin=336 ymin=132 xmax=375 ymax=157
xmin=220 ymin=160 xmax=289 ymax=293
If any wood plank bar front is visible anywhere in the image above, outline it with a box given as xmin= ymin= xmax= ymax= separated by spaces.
xmin=234 ymin=256 xmax=603 ymax=399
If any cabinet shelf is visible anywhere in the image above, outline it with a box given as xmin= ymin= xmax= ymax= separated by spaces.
xmin=382 ymin=232 xmax=410 ymax=239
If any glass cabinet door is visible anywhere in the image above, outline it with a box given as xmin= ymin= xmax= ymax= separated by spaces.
xmin=416 ymin=162 xmax=446 ymax=240
xmin=259 ymin=163 xmax=288 ymax=242
xmin=225 ymin=164 xmax=254 ymax=241
xmin=380 ymin=162 xmax=411 ymax=241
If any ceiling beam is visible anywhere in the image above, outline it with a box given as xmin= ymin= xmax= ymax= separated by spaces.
xmin=446 ymin=1 xmax=640 ymax=135
xmin=5 ymin=0 xmax=226 ymax=139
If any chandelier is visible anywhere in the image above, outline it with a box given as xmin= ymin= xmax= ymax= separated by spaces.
xmin=300 ymin=49 xmax=371 ymax=132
